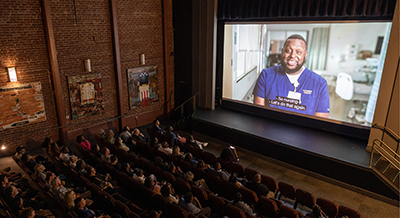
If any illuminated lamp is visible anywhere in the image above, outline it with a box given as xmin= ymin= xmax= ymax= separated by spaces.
xmin=8 ymin=67 xmax=17 ymax=82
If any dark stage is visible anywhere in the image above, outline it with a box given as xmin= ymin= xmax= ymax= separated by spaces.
xmin=192 ymin=108 xmax=398 ymax=200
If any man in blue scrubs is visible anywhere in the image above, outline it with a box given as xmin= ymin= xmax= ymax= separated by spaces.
xmin=253 ymin=34 xmax=330 ymax=118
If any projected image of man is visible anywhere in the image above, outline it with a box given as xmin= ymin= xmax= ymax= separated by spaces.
xmin=253 ymin=34 xmax=330 ymax=118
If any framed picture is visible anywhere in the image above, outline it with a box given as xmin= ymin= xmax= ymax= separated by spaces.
xmin=127 ymin=65 xmax=159 ymax=109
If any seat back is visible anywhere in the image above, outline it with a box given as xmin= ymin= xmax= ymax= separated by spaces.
xmin=245 ymin=167 xmax=259 ymax=181
xmin=161 ymin=171 xmax=176 ymax=185
xmin=279 ymin=205 xmax=300 ymax=218
xmin=238 ymin=186 xmax=259 ymax=205
xmin=205 ymin=172 xmax=222 ymax=193
xmin=202 ymin=151 xmax=217 ymax=165
xmin=175 ymin=177 xmax=192 ymax=195
xmin=191 ymin=185 xmax=208 ymax=206
xmin=225 ymin=162 xmax=245 ymax=177
xmin=257 ymin=196 xmax=278 ymax=218
xmin=115 ymin=200 xmax=132 ymax=218
xmin=338 ymin=205 xmax=362 ymax=218
xmin=170 ymin=203 xmax=188 ymax=218
xmin=224 ymin=203 xmax=246 ymax=218
xmin=278 ymin=181 xmax=296 ymax=200
xmin=260 ymin=174 xmax=278 ymax=194
xmin=316 ymin=197 xmax=338 ymax=218
xmin=294 ymin=188 xmax=316 ymax=209
xmin=208 ymin=194 xmax=226 ymax=216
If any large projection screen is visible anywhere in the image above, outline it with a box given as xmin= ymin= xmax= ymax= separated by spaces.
xmin=222 ymin=22 xmax=391 ymax=127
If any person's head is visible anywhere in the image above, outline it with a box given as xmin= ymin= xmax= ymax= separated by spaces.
xmin=110 ymin=155 xmax=118 ymax=164
xmin=134 ymin=168 xmax=143 ymax=177
xmin=61 ymin=146 xmax=69 ymax=154
xmin=87 ymin=166 xmax=96 ymax=176
xmin=51 ymin=176 xmax=62 ymax=187
xmin=172 ymin=146 xmax=180 ymax=156
xmin=188 ymin=135 xmax=194 ymax=142
xmin=123 ymin=126 xmax=130 ymax=132
xmin=234 ymin=192 xmax=243 ymax=203
xmin=21 ymin=153 xmax=31 ymax=163
xmin=253 ymin=174 xmax=261 ymax=183
xmin=229 ymin=172 xmax=238 ymax=183
xmin=0 ymin=175 xmax=8 ymax=186
xmin=70 ymin=156 xmax=78 ymax=164
xmin=144 ymin=176 xmax=155 ymax=188
xmin=43 ymin=137 xmax=53 ymax=145
xmin=34 ymin=164 xmax=45 ymax=173
xmin=154 ymin=156 xmax=163 ymax=165
xmin=76 ymin=135 xmax=84 ymax=143
xmin=168 ymin=163 xmax=176 ymax=173
xmin=197 ymin=159 xmax=205 ymax=168
xmin=91 ymin=144 xmax=100 ymax=152
xmin=51 ymin=142 xmax=60 ymax=151
xmin=214 ymin=162 xmax=222 ymax=171
xmin=45 ymin=172 xmax=56 ymax=183
xmin=108 ymin=129 xmax=114 ymax=137
xmin=16 ymin=146 xmax=26 ymax=154
xmin=167 ymin=126 xmax=173 ymax=132
xmin=162 ymin=141 xmax=169 ymax=148
xmin=153 ymin=119 xmax=160 ymax=126
xmin=183 ymin=192 xmax=194 ymax=203
xmin=116 ymin=136 xmax=123 ymax=144
xmin=133 ymin=128 xmax=140 ymax=135
xmin=20 ymin=207 xmax=35 ymax=218
xmin=184 ymin=171 xmax=194 ymax=182
xmin=122 ymin=162 xmax=130 ymax=171
xmin=99 ymin=129 xmax=106 ymax=138
xmin=74 ymin=197 xmax=86 ymax=209
xmin=65 ymin=190 xmax=76 ymax=208
xmin=281 ymin=34 xmax=308 ymax=75
xmin=153 ymin=137 xmax=159 ymax=144
xmin=101 ymin=147 xmax=110 ymax=155
xmin=76 ymin=160 xmax=86 ymax=170
xmin=161 ymin=184 xmax=172 ymax=197
xmin=184 ymin=153 xmax=193 ymax=162
xmin=5 ymin=185 xmax=18 ymax=197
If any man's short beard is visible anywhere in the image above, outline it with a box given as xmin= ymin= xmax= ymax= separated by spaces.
xmin=281 ymin=58 xmax=306 ymax=74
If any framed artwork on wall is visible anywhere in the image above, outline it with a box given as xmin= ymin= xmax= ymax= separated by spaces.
xmin=68 ymin=72 xmax=104 ymax=120
xmin=0 ymin=82 xmax=46 ymax=129
xmin=127 ymin=65 xmax=159 ymax=109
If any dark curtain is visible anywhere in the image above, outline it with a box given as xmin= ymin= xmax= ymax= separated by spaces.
xmin=218 ymin=0 xmax=397 ymax=21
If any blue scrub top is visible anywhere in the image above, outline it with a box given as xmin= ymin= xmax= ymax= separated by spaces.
xmin=253 ymin=65 xmax=330 ymax=115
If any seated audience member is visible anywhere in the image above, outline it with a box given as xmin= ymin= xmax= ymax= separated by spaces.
xmin=74 ymin=197 xmax=111 ymax=218
xmin=184 ymin=171 xmax=209 ymax=191
xmin=244 ymin=174 xmax=270 ymax=198
xmin=211 ymin=162 xmax=229 ymax=181
xmin=15 ymin=146 xmax=26 ymax=160
xmin=196 ymin=159 xmax=211 ymax=172
xmin=144 ymin=176 xmax=161 ymax=195
xmin=21 ymin=153 xmax=39 ymax=172
xmin=229 ymin=173 xmax=243 ymax=188
xmin=120 ymin=126 xmax=132 ymax=143
xmin=19 ymin=207 xmax=36 ymax=218
xmin=150 ymin=137 xmax=162 ymax=149
xmin=305 ymin=205 xmax=328 ymax=218
xmin=45 ymin=172 xmax=56 ymax=189
xmin=76 ymin=160 xmax=88 ymax=175
xmin=157 ymin=141 xmax=172 ymax=155
xmin=168 ymin=163 xmax=184 ymax=179
xmin=172 ymin=146 xmax=184 ymax=159
xmin=154 ymin=157 xmax=169 ymax=171
xmin=98 ymin=129 xmax=107 ymax=140
xmin=106 ymin=130 xmax=116 ymax=145
xmin=116 ymin=136 xmax=130 ymax=152
xmin=165 ymin=126 xmax=182 ymax=146
xmin=148 ymin=210 xmax=162 ymax=218
xmin=50 ymin=142 xmax=61 ymax=156
xmin=59 ymin=146 xmax=74 ymax=162
xmin=91 ymin=144 xmax=102 ymax=158
xmin=50 ymin=177 xmax=71 ymax=200
xmin=65 ymin=190 xmax=94 ymax=210
xmin=161 ymin=183 xmax=178 ymax=204
xmin=110 ymin=155 xmax=121 ymax=170
xmin=232 ymin=192 xmax=254 ymax=216
xmin=34 ymin=164 xmax=47 ymax=182
xmin=0 ymin=175 xmax=9 ymax=197
xmin=86 ymin=167 xmax=117 ymax=194
xmin=121 ymin=163 xmax=134 ymax=177
xmin=220 ymin=146 xmax=239 ymax=162
xmin=132 ymin=128 xmax=146 ymax=143
xmin=178 ymin=192 xmax=211 ymax=218
xmin=5 ymin=185 xmax=39 ymax=211
xmin=41 ymin=137 xmax=53 ymax=150
xmin=186 ymin=135 xmax=208 ymax=150
xmin=152 ymin=119 xmax=164 ymax=134
xmin=132 ymin=168 xmax=145 ymax=184
xmin=184 ymin=153 xmax=198 ymax=167
xmin=70 ymin=156 xmax=78 ymax=168
xmin=100 ymin=147 xmax=112 ymax=164
xmin=77 ymin=135 xmax=91 ymax=150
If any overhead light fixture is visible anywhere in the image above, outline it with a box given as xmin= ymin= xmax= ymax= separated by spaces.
xmin=8 ymin=67 xmax=17 ymax=82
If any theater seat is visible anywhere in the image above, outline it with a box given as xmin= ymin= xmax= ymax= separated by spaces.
xmin=338 ymin=205 xmax=363 ymax=218
xmin=224 ymin=203 xmax=247 ymax=218
xmin=257 ymin=196 xmax=278 ymax=218
xmin=294 ymin=188 xmax=316 ymax=209
xmin=279 ymin=205 xmax=300 ymax=218
xmin=277 ymin=181 xmax=296 ymax=202
xmin=244 ymin=167 xmax=259 ymax=181
xmin=170 ymin=203 xmax=188 ymax=218
xmin=261 ymin=174 xmax=278 ymax=195
xmin=317 ymin=197 xmax=338 ymax=217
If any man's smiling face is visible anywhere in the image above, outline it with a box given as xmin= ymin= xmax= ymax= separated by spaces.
xmin=281 ymin=38 xmax=308 ymax=75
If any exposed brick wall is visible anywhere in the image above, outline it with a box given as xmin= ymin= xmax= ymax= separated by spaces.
xmin=0 ymin=0 xmax=60 ymax=156
xmin=0 ymin=0 xmax=174 ymax=154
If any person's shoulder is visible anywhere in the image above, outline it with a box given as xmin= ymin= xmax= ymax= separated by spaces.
xmin=262 ymin=65 xmax=284 ymax=75
xmin=304 ymin=68 xmax=327 ymax=84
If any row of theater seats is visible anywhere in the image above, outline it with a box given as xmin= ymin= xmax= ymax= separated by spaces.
xmin=90 ymin=130 xmax=365 ymax=218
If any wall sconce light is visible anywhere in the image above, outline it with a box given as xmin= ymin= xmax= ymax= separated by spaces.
xmin=84 ymin=59 xmax=91 ymax=72
xmin=8 ymin=67 xmax=17 ymax=82
xmin=139 ymin=54 xmax=145 ymax=65
xmin=1 ymin=145 xmax=5 ymax=150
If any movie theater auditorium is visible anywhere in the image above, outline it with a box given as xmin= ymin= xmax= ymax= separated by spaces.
xmin=0 ymin=0 xmax=398 ymax=218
